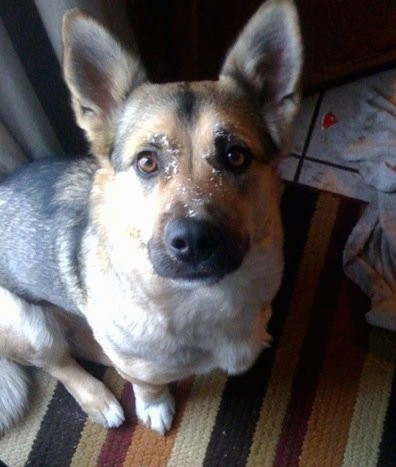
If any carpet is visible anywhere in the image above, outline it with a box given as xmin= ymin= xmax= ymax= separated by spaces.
xmin=1 ymin=184 xmax=396 ymax=467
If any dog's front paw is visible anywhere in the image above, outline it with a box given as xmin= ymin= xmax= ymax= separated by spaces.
xmin=81 ymin=385 xmax=125 ymax=428
xmin=98 ymin=397 xmax=125 ymax=428
xmin=134 ymin=388 xmax=176 ymax=435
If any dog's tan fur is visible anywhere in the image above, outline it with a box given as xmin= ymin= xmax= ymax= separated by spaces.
xmin=0 ymin=0 xmax=302 ymax=434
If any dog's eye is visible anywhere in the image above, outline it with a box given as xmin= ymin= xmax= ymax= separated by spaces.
xmin=136 ymin=151 xmax=159 ymax=176
xmin=224 ymin=146 xmax=252 ymax=173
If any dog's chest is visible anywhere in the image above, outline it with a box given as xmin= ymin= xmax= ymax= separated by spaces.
xmin=87 ymin=276 xmax=263 ymax=370
xmin=84 ymin=235 xmax=283 ymax=374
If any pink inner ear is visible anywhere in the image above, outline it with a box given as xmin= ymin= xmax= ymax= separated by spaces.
xmin=82 ymin=59 xmax=116 ymax=116
xmin=256 ymin=45 xmax=289 ymax=99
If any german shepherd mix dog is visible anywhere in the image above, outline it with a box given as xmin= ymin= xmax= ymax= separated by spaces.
xmin=0 ymin=0 xmax=302 ymax=434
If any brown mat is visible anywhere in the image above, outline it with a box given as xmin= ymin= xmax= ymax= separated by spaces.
xmin=1 ymin=184 xmax=396 ymax=467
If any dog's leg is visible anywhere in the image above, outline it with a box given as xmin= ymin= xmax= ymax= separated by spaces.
xmin=132 ymin=380 xmax=175 ymax=435
xmin=0 ymin=286 xmax=124 ymax=428
xmin=47 ymin=357 xmax=124 ymax=428
xmin=53 ymin=310 xmax=113 ymax=366
xmin=111 ymin=362 xmax=176 ymax=434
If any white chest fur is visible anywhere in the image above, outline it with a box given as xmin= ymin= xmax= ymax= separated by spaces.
xmin=84 ymin=238 xmax=282 ymax=377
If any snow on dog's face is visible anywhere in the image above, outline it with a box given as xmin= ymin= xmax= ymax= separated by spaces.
xmin=62 ymin=0 xmax=303 ymax=283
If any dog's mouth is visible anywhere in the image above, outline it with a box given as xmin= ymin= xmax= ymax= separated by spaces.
xmin=148 ymin=218 xmax=249 ymax=283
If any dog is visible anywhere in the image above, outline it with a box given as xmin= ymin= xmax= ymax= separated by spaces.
xmin=0 ymin=0 xmax=302 ymax=434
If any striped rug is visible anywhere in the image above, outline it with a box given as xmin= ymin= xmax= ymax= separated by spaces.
xmin=1 ymin=184 xmax=396 ymax=467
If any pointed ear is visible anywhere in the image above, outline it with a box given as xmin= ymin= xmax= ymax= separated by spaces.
xmin=62 ymin=10 xmax=147 ymax=159
xmin=220 ymin=0 xmax=303 ymax=154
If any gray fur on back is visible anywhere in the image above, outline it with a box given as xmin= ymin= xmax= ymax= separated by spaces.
xmin=0 ymin=157 xmax=98 ymax=313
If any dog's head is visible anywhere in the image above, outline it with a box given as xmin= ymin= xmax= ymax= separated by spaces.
xmin=63 ymin=0 xmax=302 ymax=284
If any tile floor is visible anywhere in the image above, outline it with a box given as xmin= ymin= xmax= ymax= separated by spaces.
xmin=280 ymin=67 xmax=396 ymax=203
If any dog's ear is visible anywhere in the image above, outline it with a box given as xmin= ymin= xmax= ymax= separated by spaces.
xmin=220 ymin=0 xmax=303 ymax=154
xmin=63 ymin=10 xmax=147 ymax=159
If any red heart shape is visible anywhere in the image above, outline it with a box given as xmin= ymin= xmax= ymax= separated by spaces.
xmin=322 ymin=112 xmax=338 ymax=130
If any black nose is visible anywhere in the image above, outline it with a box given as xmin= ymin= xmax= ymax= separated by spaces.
xmin=165 ymin=218 xmax=223 ymax=265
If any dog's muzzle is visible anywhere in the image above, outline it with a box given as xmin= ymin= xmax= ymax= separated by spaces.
xmin=148 ymin=217 xmax=249 ymax=283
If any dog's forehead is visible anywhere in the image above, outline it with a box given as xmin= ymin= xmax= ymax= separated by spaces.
xmin=119 ymin=80 xmax=262 ymax=142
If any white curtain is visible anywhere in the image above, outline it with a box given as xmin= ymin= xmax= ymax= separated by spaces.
xmin=0 ymin=0 xmax=130 ymax=173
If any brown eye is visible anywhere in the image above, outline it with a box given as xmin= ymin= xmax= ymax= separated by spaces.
xmin=224 ymin=146 xmax=252 ymax=173
xmin=136 ymin=151 xmax=159 ymax=176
